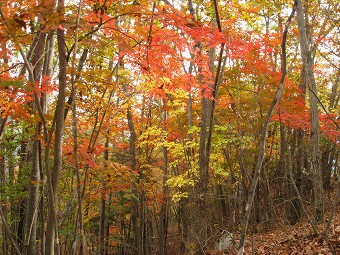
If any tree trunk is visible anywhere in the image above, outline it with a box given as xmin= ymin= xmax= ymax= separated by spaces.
xmin=296 ymin=0 xmax=324 ymax=222
xmin=291 ymin=129 xmax=303 ymax=224
xmin=158 ymin=105 xmax=169 ymax=255
xmin=70 ymin=2 xmax=88 ymax=253
xmin=238 ymin=6 xmax=295 ymax=254
xmin=127 ymin=107 xmax=140 ymax=255
xmin=187 ymin=5 xmax=226 ymax=251
xmin=24 ymin=28 xmax=46 ymax=255
xmin=105 ymin=192 xmax=112 ymax=255
xmin=287 ymin=46 xmax=307 ymax=225
xmin=0 ymin=155 xmax=9 ymax=255
xmin=13 ymin=142 xmax=28 ymax=253
xmin=39 ymin=29 xmax=55 ymax=255
xmin=45 ymin=0 xmax=67 ymax=253
xmin=281 ymin=125 xmax=301 ymax=225
xmin=24 ymin=139 xmax=40 ymax=255
xmin=329 ymin=69 xmax=339 ymax=110
xmin=99 ymin=137 xmax=109 ymax=255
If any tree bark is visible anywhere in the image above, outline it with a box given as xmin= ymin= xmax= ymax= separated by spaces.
xmin=281 ymin=124 xmax=301 ymax=225
xmin=127 ymin=107 xmax=140 ymax=255
xmin=296 ymin=0 xmax=324 ymax=222
xmin=99 ymin=136 xmax=109 ymax=255
xmin=158 ymin=105 xmax=169 ymax=255
xmin=39 ymin=29 xmax=55 ymax=255
xmin=24 ymin=28 xmax=46 ymax=255
xmin=0 ymin=155 xmax=9 ymax=255
xmin=70 ymin=2 xmax=88 ymax=254
xmin=24 ymin=139 xmax=40 ymax=255
xmin=45 ymin=1 xmax=67 ymax=254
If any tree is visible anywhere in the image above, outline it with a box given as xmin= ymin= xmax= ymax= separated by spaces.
xmin=296 ymin=0 xmax=324 ymax=222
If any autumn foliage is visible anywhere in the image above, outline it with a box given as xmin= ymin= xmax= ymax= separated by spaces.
xmin=0 ymin=0 xmax=339 ymax=255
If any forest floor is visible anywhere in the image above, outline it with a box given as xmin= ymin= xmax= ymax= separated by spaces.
xmin=206 ymin=191 xmax=340 ymax=255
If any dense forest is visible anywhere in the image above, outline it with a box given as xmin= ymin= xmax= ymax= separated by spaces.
xmin=0 ymin=0 xmax=339 ymax=254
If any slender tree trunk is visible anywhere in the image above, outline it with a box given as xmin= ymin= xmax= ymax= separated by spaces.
xmin=105 ymin=192 xmax=112 ymax=255
xmin=140 ymin=187 xmax=146 ymax=255
xmin=321 ymin=147 xmax=333 ymax=190
xmin=39 ymin=29 xmax=55 ymax=255
xmin=296 ymin=0 xmax=324 ymax=222
xmin=0 ymin=155 xmax=9 ymax=255
xmin=179 ymin=2 xmax=195 ymax=248
xmin=12 ymin=141 xmax=28 ymax=253
xmin=281 ymin=124 xmax=301 ymax=225
xmin=217 ymin=184 xmax=228 ymax=223
xmin=99 ymin=136 xmax=109 ymax=255
xmin=158 ymin=105 xmax=168 ymax=255
xmin=99 ymin=192 xmax=106 ymax=255
xmin=45 ymin=1 xmax=67 ymax=254
xmin=238 ymin=6 xmax=295 ymax=254
xmin=329 ymin=69 xmax=339 ymax=110
xmin=24 ymin=140 xmax=40 ymax=255
xmin=127 ymin=107 xmax=140 ymax=255
xmin=70 ymin=2 xmax=88 ymax=254
xmin=24 ymin=28 xmax=46 ymax=255
xmin=287 ymin=48 xmax=307 ymax=225
xmin=322 ymin=70 xmax=339 ymax=191
xmin=187 ymin=2 xmax=227 ymax=253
